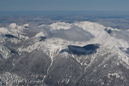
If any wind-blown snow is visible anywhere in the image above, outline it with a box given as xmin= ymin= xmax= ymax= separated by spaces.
xmin=39 ymin=22 xmax=71 ymax=30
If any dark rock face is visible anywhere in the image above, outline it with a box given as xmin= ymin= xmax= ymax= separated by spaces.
xmin=39 ymin=36 xmax=46 ymax=41
xmin=126 ymin=48 xmax=129 ymax=54
xmin=120 ymin=48 xmax=129 ymax=55
xmin=24 ymin=26 xmax=28 ymax=28
xmin=10 ymin=49 xmax=17 ymax=54
xmin=105 ymin=28 xmax=113 ymax=36
xmin=83 ymin=44 xmax=100 ymax=50
xmin=0 ymin=54 xmax=3 ymax=59
xmin=67 ymin=44 xmax=100 ymax=55
xmin=5 ymin=34 xmax=18 ymax=39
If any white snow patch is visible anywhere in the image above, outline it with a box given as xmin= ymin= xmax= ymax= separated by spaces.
xmin=35 ymin=32 xmax=45 ymax=37
xmin=0 ymin=45 xmax=9 ymax=59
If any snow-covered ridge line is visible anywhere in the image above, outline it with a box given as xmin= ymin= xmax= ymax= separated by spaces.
xmin=1 ymin=21 xmax=129 ymax=65
xmin=25 ymin=21 xmax=129 ymax=65
xmin=0 ymin=23 xmax=29 ymax=43
xmin=0 ymin=23 xmax=28 ymax=34
xmin=0 ymin=23 xmax=30 ymax=59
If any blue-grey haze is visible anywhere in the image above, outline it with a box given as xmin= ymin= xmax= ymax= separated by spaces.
xmin=0 ymin=0 xmax=129 ymax=11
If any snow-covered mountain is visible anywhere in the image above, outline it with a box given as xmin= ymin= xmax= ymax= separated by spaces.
xmin=0 ymin=21 xmax=129 ymax=86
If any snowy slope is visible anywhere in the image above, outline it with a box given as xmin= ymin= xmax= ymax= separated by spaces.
xmin=16 ymin=21 xmax=129 ymax=67
xmin=0 ymin=23 xmax=29 ymax=59
xmin=1 ymin=21 xmax=129 ymax=86
xmin=0 ymin=23 xmax=29 ymax=42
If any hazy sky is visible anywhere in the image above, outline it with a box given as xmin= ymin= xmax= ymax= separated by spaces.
xmin=0 ymin=0 xmax=129 ymax=11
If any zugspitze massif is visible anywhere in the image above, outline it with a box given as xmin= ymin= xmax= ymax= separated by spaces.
xmin=0 ymin=20 xmax=129 ymax=86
